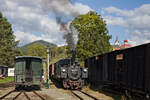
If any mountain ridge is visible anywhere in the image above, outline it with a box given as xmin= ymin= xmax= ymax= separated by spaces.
xmin=19 ymin=40 xmax=57 ymax=53
xmin=22 ymin=40 xmax=56 ymax=47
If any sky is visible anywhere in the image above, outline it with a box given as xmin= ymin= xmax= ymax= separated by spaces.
xmin=0 ymin=0 xmax=150 ymax=46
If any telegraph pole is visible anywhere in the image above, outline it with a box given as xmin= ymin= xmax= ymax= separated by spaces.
xmin=46 ymin=47 xmax=50 ymax=88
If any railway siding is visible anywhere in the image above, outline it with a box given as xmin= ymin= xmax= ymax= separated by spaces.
xmin=71 ymin=90 xmax=103 ymax=100
xmin=0 ymin=90 xmax=46 ymax=100
xmin=0 ymin=84 xmax=119 ymax=100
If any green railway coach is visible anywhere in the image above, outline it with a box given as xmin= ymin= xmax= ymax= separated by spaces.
xmin=14 ymin=56 xmax=42 ymax=89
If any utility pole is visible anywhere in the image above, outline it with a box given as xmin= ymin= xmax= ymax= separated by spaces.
xmin=46 ymin=47 xmax=50 ymax=88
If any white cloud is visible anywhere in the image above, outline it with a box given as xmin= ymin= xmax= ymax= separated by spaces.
xmin=104 ymin=6 xmax=133 ymax=17
xmin=102 ymin=4 xmax=150 ymax=46
xmin=128 ymin=36 xmax=150 ymax=46
xmin=73 ymin=3 xmax=93 ymax=14
xmin=15 ymin=30 xmax=66 ymax=46
xmin=14 ymin=31 xmax=41 ymax=45
xmin=104 ymin=4 xmax=150 ymax=17
xmin=103 ymin=16 xmax=127 ymax=27
xmin=0 ymin=0 xmax=92 ymax=46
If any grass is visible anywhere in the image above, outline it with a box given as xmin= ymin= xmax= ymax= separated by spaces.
xmin=0 ymin=77 xmax=14 ymax=84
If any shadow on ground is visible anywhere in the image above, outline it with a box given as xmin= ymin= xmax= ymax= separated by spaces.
xmin=89 ymin=85 xmax=121 ymax=100
xmin=15 ymin=85 xmax=41 ymax=91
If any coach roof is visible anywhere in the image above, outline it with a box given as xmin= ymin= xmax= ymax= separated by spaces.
xmin=0 ymin=65 xmax=8 ymax=68
xmin=15 ymin=56 xmax=42 ymax=60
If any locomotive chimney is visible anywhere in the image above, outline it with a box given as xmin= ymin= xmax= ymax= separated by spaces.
xmin=71 ymin=50 xmax=76 ymax=63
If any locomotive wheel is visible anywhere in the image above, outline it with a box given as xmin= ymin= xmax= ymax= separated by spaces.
xmin=63 ymin=79 xmax=70 ymax=89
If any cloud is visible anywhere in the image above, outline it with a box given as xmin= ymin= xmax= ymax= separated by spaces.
xmin=14 ymin=31 xmax=41 ymax=45
xmin=102 ymin=4 xmax=150 ymax=46
xmin=15 ymin=30 xmax=65 ymax=46
xmin=0 ymin=0 xmax=92 ymax=46
xmin=39 ymin=0 xmax=92 ymax=17
xmin=73 ymin=3 xmax=93 ymax=14
xmin=104 ymin=4 xmax=150 ymax=17
xmin=103 ymin=16 xmax=127 ymax=27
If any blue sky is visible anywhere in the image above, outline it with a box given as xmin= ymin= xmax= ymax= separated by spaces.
xmin=0 ymin=0 xmax=150 ymax=46
xmin=77 ymin=0 xmax=150 ymax=9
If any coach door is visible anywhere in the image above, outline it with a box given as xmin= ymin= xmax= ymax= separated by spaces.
xmin=31 ymin=60 xmax=42 ymax=84
xmin=15 ymin=60 xmax=25 ymax=83
xmin=25 ymin=59 xmax=33 ymax=82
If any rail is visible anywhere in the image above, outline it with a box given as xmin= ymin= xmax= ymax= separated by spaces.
xmin=71 ymin=90 xmax=99 ymax=100
xmin=0 ymin=90 xmax=45 ymax=100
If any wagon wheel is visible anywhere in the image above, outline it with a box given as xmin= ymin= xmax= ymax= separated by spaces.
xmin=121 ymin=90 xmax=133 ymax=100
xmin=121 ymin=95 xmax=130 ymax=100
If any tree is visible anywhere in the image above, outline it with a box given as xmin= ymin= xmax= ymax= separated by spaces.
xmin=27 ymin=44 xmax=47 ymax=58
xmin=72 ymin=11 xmax=112 ymax=61
xmin=51 ymin=45 xmax=57 ymax=58
xmin=0 ymin=12 xmax=21 ymax=67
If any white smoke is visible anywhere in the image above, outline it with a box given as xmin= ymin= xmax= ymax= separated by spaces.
xmin=38 ymin=0 xmax=85 ymax=50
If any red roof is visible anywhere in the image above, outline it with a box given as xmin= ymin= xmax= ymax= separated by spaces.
xmin=121 ymin=44 xmax=131 ymax=48
xmin=124 ymin=40 xmax=128 ymax=42
xmin=121 ymin=40 xmax=131 ymax=48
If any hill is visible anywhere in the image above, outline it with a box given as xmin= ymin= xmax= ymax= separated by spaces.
xmin=20 ymin=40 xmax=57 ymax=53
xmin=18 ymin=40 xmax=68 ymax=63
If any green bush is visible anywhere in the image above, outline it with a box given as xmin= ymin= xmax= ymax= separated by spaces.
xmin=0 ymin=77 xmax=14 ymax=84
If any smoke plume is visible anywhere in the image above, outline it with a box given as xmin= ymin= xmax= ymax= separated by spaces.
xmin=39 ymin=0 xmax=81 ymax=50
xmin=40 ymin=0 xmax=80 ymax=17
xmin=63 ymin=24 xmax=78 ymax=51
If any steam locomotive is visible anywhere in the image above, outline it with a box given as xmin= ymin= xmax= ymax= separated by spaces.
xmin=49 ymin=58 xmax=88 ymax=89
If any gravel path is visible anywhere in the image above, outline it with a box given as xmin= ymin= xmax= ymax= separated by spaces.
xmin=37 ymin=88 xmax=77 ymax=100
xmin=0 ymin=87 xmax=76 ymax=100
xmin=0 ymin=83 xmax=120 ymax=100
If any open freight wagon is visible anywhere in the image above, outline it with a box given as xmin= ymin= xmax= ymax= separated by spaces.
xmin=85 ymin=42 xmax=150 ymax=98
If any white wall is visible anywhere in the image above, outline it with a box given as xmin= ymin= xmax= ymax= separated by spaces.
xmin=8 ymin=68 xmax=14 ymax=76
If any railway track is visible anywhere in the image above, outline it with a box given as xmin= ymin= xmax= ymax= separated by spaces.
xmin=0 ymin=90 xmax=45 ymax=100
xmin=71 ymin=90 xmax=99 ymax=100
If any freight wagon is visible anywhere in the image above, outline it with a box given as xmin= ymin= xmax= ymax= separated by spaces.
xmin=85 ymin=42 xmax=150 ymax=99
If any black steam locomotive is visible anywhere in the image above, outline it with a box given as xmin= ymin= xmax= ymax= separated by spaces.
xmin=49 ymin=58 xmax=88 ymax=89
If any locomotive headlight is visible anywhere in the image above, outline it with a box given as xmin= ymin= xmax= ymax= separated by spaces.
xmin=83 ymin=68 xmax=87 ymax=72
xmin=62 ymin=69 xmax=66 ymax=72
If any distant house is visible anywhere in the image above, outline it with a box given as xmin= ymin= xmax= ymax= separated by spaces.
xmin=112 ymin=36 xmax=131 ymax=51
xmin=0 ymin=66 xmax=8 ymax=78
xmin=8 ymin=68 xmax=14 ymax=76
xmin=120 ymin=40 xmax=131 ymax=49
